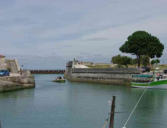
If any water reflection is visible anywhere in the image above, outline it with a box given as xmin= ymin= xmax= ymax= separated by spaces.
xmin=0 ymin=88 xmax=35 ymax=99
xmin=128 ymin=89 xmax=167 ymax=128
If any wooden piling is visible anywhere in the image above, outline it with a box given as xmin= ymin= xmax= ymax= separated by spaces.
xmin=109 ymin=96 xmax=116 ymax=128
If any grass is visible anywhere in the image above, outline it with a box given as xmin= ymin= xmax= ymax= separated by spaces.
xmin=85 ymin=63 xmax=167 ymax=70
xmin=86 ymin=64 xmax=113 ymax=68
xmin=158 ymin=64 xmax=167 ymax=70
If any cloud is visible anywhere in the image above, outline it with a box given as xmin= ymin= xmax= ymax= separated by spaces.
xmin=83 ymin=37 xmax=110 ymax=41
xmin=0 ymin=0 xmax=166 ymax=63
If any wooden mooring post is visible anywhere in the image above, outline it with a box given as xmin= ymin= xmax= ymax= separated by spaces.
xmin=109 ymin=96 xmax=116 ymax=128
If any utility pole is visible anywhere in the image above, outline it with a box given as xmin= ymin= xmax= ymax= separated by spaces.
xmin=109 ymin=96 xmax=116 ymax=128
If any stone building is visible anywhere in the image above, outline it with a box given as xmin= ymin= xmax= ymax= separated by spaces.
xmin=0 ymin=55 xmax=7 ymax=70
xmin=0 ymin=54 xmax=21 ymax=74
xmin=0 ymin=55 xmax=35 ymax=92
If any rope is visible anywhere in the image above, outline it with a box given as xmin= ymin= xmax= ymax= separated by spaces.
xmin=102 ymin=118 xmax=109 ymax=128
xmin=122 ymin=88 xmax=147 ymax=128
xmin=102 ymin=113 xmax=110 ymax=128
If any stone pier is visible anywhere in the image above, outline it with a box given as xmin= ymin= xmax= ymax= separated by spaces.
xmin=0 ymin=55 xmax=35 ymax=92
xmin=65 ymin=61 xmax=140 ymax=86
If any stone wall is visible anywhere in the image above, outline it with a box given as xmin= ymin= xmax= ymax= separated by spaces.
xmin=0 ymin=57 xmax=35 ymax=92
xmin=65 ymin=61 xmax=140 ymax=85
xmin=7 ymin=59 xmax=20 ymax=73
xmin=0 ymin=71 xmax=35 ymax=92
xmin=0 ymin=58 xmax=20 ymax=73
xmin=0 ymin=58 xmax=7 ymax=70
xmin=66 ymin=72 xmax=132 ymax=85
xmin=72 ymin=68 xmax=139 ymax=74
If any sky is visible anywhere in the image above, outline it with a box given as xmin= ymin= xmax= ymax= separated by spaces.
xmin=0 ymin=0 xmax=167 ymax=66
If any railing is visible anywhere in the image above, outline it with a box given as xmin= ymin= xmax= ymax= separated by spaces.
xmin=26 ymin=70 xmax=65 ymax=74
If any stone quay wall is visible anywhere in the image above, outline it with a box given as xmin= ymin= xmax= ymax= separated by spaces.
xmin=65 ymin=62 xmax=140 ymax=86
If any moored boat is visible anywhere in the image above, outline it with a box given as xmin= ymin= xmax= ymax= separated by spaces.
xmin=131 ymin=74 xmax=167 ymax=89
xmin=53 ymin=76 xmax=66 ymax=83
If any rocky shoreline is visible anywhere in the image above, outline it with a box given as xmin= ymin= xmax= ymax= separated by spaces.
xmin=0 ymin=72 xmax=35 ymax=92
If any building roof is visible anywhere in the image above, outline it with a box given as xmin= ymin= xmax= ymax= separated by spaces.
xmin=0 ymin=55 xmax=5 ymax=58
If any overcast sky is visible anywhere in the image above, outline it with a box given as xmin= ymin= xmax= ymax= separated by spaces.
xmin=0 ymin=0 xmax=167 ymax=61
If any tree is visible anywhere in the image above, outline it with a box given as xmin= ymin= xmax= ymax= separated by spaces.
xmin=111 ymin=55 xmax=132 ymax=67
xmin=141 ymin=55 xmax=150 ymax=67
xmin=131 ymin=58 xmax=138 ymax=65
xmin=151 ymin=59 xmax=160 ymax=65
xmin=119 ymin=31 xmax=164 ymax=67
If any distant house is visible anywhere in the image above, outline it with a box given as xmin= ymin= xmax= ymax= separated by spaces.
xmin=0 ymin=54 xmax=20 ymax=73
xmin=0 ymin=54 xmax=7 ymax=70
xmin=0 ymin=55 xmax=5 ymax=58
xmin=72 ymin=59 xmax=89 ymax=68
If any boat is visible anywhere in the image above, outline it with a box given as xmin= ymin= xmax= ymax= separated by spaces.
xmin=131 ymin=73 xmax=167 ymax=89
xmin=53 ymin=76 xmax=66 ymax=83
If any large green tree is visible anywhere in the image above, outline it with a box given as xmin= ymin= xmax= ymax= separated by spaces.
xmin=119 ymin=31 xmax=164 ymax=67
xmin=141 ymin=55 xmax=150 ymax=67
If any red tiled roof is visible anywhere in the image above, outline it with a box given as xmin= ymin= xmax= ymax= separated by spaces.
xmin=0 ymin=55 xmax=5 ymax=58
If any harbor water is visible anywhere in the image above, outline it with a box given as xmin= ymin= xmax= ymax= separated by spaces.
xmin=0 ymin=74 xmax=167 ymax=128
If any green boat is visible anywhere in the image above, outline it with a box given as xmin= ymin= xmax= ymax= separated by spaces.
xmin=131 ymin=74 xmax=167 ymax=89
